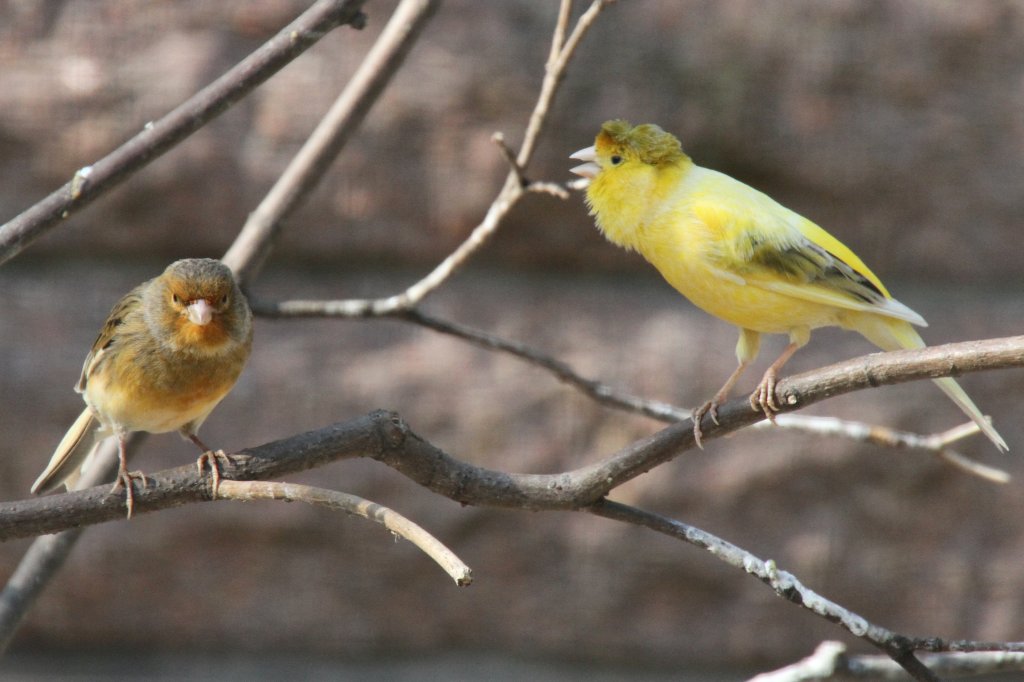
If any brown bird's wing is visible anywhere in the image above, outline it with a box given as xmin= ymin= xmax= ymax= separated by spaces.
xmin=76 ymin=284 xmax=146 ymax=393
xmin=30 ymin=407 xmax=101 ymax=494
xmin=34 ymin=283 xmax=147 ymax=493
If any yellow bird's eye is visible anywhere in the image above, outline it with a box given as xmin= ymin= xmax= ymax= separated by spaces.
xmin=610 ymin=155 xmax=623 ymax=165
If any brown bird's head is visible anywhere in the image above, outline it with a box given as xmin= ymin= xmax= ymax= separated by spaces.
xmin=147 ymin=258 xmax=252 ymax=353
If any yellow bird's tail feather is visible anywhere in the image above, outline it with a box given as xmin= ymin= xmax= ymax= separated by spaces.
xmin=31 ymin=408 xmax=102 ymax=494
xmin=850 ymin=315 xmax=1008 ymax=452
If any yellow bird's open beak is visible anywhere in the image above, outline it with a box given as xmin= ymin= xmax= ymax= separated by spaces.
xmin=569 ymin=145 xmax=599 ymax=181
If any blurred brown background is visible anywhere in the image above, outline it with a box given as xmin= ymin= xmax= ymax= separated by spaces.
xmin=1 ymin=1 xmax=1023 ymax=679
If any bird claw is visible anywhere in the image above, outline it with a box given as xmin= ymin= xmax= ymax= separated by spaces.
xmin=109 ymin=470 xmax=148 ymax=519
xmin=692 ymin=400 xmax=721 ymax=449
xmin=197 ymin=450 xmax=232 ymax=499
xmin=750 ymin=370 xmax=781 ymax=422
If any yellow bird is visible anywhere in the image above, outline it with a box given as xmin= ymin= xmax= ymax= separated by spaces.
xmin=32 ymin=258 xmax=254 ymax=516
xmin=571 ymin=119 xmax=1006 ymax=451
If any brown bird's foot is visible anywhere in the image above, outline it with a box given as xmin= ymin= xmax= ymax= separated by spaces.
xmin=197 ymin=450 xmax=233 ymax=499
xmin=109 ymin=470 xmax=148 ymax=519
xmin=750 ymin=368 xmax=782 ymax=422
xmin=692 ymin=400 xmax=722 ymax=449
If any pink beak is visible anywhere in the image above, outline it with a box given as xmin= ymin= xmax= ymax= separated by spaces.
xmin=186 ymin=299 xmax=213 ymax=326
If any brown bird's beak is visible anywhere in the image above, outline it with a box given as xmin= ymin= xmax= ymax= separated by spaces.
xmin=569 ymin=145 xmax=599 ymax=179
xmin=186 ymin=299 xmax=214 ymax=326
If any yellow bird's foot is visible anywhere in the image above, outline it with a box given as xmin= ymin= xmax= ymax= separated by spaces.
xmin=692 ymin=400 xmax=722 ymax=449
xmin=750 ymin=369 xmax=782 ymax=422
xmin=197 ymin=450 xmax=233 ymax=499
xmin=109 ymin=470 xmax=148 ymax=519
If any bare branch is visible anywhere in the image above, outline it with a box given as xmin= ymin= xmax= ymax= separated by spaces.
xmin=759 ymin=415 xmax=1010 ymax=483
xmin=215 ymin=480 xmax=472 ymax=586
xmin=396 ymin=308 xmax=691 ymax=421
xmin=491 ymin=132 xmax=528 ymax=187
xmin=248 ymin=1 xmax=614 ymax=316
xmin=4 ymin=406 xmax=1022 ymax=679
xmin=588 ymin=501 xmax=950 ymax=681
xmin=747 ymin=641 xmax=850 ymax=682
xmin=752 ymin=640 xmax=1024 ymax=681
xmin=223 ymin=0 xmax=440 ymax=285
xmin=4 ymin=328 xmax=1021 ymax=535
xmin=252 ymin=301 xmax=1020 ymax=463
xmin=0 ymin=0 xmax=368 ymax=266
xmin=517 ymin=0 xmax=615 ymax=168
xmin=4 ymin=332 xmax=1022 ymax=673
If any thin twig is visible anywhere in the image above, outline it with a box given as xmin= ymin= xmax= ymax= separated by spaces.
xmin=587 ymin=500 xmax=943 ymax=682
xmin=752 ymin=640 xmax=1024 ymax=681
xmin=491 ymin=132 xmax=528 ymax=187
xmin=215 ymin=480 xmax=472 ymax=586
xmin=397 ymin=308 xmax=691 ymax=420
xmin=245 ymin=0 xmax=614 ymax=316
xmin=251 ymin=302 xmax=1015 ymax=470
xmin=0 ymin=0 xmax=368 ymax=266
xmin=747 ymin=641 xmax=849 ymax=681
xmin=759 ymin=415 xmax=1010 ymax=483
xmin=517 ymin=0 xmax=614 ymax=168
xmin=223 ymin=0 xmax=440 ymax=285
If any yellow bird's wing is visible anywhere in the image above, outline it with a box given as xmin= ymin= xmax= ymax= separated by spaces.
xmin=693 ymin=187 xmax=926 ymax=327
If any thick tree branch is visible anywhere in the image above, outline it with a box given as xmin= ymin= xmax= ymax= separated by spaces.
xmin=4 ymin=336 xmax=1020 ymax=537
xmin=4 ymin=399 xmax=1021 ymax=678
xmin=0 ymin=0 xmax=368 ymax=266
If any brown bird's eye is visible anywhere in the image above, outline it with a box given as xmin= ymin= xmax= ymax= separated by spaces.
xmin=172 ymin=294 xmax=181 ymax=304
xmin=610 ymin=155 xmax=623 ymax=165
xmin=221 ymin=294 xmax=229 ymax=305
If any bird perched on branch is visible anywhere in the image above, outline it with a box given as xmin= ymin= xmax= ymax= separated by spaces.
xmin=571 ymin=119 xmax=1006 ymax=451
xmin=31 ymin=258 xmax=254 ymax=516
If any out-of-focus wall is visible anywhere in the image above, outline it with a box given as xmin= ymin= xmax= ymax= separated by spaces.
xmin=2 ymin=1 xmax=1023 ymax=675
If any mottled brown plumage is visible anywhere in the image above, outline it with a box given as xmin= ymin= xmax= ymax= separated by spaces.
xmin=32 ymin=258 xmax=253 ymax=516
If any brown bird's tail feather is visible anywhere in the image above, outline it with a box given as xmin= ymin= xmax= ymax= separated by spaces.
xmin=31 ymin=408 xmax=101 ymax=494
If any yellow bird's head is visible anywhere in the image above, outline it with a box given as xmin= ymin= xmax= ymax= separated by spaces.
xmin=570 ymin=120 xmax=692 ymax=251
xmin=570 ymin=120 xmax=688 ymax=182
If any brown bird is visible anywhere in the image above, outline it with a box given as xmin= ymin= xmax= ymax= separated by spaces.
xmin=31 ymin=258 xmax=254 ymax=517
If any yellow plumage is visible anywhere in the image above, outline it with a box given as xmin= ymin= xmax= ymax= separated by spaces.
xmin=571 ymin=119 xmax=1006 ymax=451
